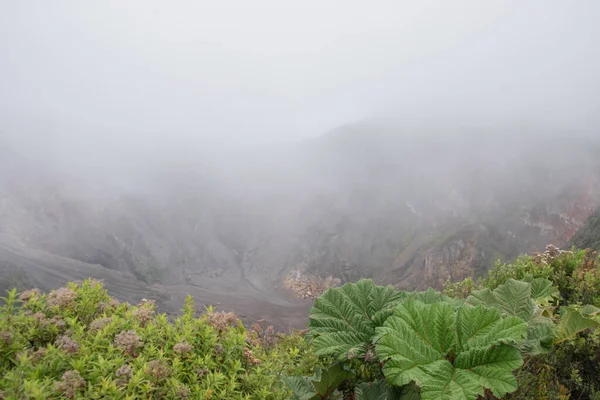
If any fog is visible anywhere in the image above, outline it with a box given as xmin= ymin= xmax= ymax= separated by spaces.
xmin=1 ymin=2 xmax=600 ymax=325
xmin=2 ymin=0 xmax=599 ymax=159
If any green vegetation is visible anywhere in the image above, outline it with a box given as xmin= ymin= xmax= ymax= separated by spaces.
xmin=1 ymin=245 xmax=600 ymax=399
xmin=0 ymin=280 xmax=319 ymax=399
xmin=446 ymin=246 xmax=600 ymax=399
xmin=295 ymin=246 xmax=600 ymax=399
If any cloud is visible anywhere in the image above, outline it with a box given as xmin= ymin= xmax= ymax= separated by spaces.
xmin=1 ymin=0 xmax=598 ymax=149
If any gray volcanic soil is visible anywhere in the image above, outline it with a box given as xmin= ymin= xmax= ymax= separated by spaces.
xmin=0 ymin=239 xmax=311 ymax=330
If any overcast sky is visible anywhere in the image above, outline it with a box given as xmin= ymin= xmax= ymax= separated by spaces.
xmin=1 ymin=0 xmax=599 ymax=149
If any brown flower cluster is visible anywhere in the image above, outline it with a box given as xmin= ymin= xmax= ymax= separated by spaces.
xmin=0 ymin=331 xmax=13 ymax=345
xmin=32 ymin=312 xmax=46 ymax=323
xmin=173 ymin=340 xmax=193 ymax=355
xmin=114 ymin=330 xmax=142 ymax=356
xmin=115 ymin=364 xmax=133 ymax=386
xmin=249 ymin=319 xmax=277 ymax=347
xmin=47 ymin=287 xmax=77 ymax=308
xmin=131 ymin=306 xmax=154 ymax=326
xmin=532 ymin=244 xmax=573 ymax=265
xmin=52 ymin=317 xmax=67 ymax=330
xmin=137 ymin=298 xmax=156 ymax=307
xmin=243 ymin=347 xmax=261 ymax=365
xmin=17 ymin=347 xmax=47 ymax=364
xmin=580 ymin=249 xmax=599 ymax=271
xmin=32 ymin=312 xmax=66 ymax=330
xmin=109 ymin=298 xmax=121 ymax=308
xmin=18 ymin=288 xmax=41 ymax=302
xmin=347 ymin=349 xmax=358 ymax=360
xmin=87 ymin=278 xmax=105 ymax=287
xmin=364 ymin=346 xmax=377 ymax=363
xmin=207 ymin=311 xmax=239 ymax=332
xmin=88 ymin=317 xmax=112 ymax=332
xmin=97 ymin=298 xmax=121 ymax=312
xmin=145 ymin=360 xmax=171 ymax=380
xmin=196 ymin=366 xmax=209 ymax=378
xmin=31 ymin=348 xmax=46 ymax=363
xmin=55 ymin=370 xmax=85 ymax=399
xmin=55 ymin=335 xmax=79 ymax=355
xmin=176 ymin=386 xmax=191 ymax=399
xmin=115 ymin=364 xmax=133 ymax=378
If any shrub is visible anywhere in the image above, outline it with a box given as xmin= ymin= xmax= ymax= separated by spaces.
xmin=0 ymin=279 xmax=318 ymax=399
xmin=297 ymin=254 xmax=600 ymax=400
xmin=451 ymin=247 xmax=600 ymax=399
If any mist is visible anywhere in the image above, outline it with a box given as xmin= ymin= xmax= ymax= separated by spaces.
xmin=2 ymin=0 xmax=600 ymax=159
xmin=1 ymin=1 xmax=600 ymax=328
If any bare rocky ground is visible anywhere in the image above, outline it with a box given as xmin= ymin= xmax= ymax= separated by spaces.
xmin=283 ymin=270 xmax=341 ymax=300
xmin=0 ymin=240 xmax=312 ymax=331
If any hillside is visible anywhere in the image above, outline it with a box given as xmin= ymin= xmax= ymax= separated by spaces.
xmin=1 ymin=124 xmax=599 ymax=324
xmin=570 ymin=206 xmax=600 ymax=251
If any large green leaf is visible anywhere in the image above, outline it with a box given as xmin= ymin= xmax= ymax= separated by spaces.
xmin=285 ymin=376 xmax=320 ymax=400
xmin=310 ymin=364 xmax=354 ymax=398
xmin=354 ymin=380 xmax=404 ymax=400
xmin=529 ymin=278 xmax=560 ymax=305
xmin=375 ymin=301 xmax=526 ymax=400
xmin=466 ymin=278 xmax=556 ymax=355
xmin=397 ymin=383 xmax=422 ymax=400
xmin=555 ymin=307 xmax=600 ymax=343
xmin=580 ymin=304 xmax=600 ymax=316
xmin=454 ymin=305 xmax=527 ymax=351
xmin=400 ymin=288 xmax=465 ymax=307
xmin=285 ymin=364 xmax=353 ymax=400
xmin=519 ymin=320 xmax=555 ymax=355
xmin=308 ymin=279 xmax=404 ymax=359
xmin=466 ymin=279 xmax=536 ymax=321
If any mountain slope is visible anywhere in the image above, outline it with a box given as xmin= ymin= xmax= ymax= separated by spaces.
xmin=1 ymin=124 xmax=599 ymax=320
xmin=570 ymin=206 xmax=600 ymax=251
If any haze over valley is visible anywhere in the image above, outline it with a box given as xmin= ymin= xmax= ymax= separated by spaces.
xmin=1 ymin=1 xmax=600 ymax=329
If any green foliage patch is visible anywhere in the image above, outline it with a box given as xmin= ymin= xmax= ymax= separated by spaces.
xmin=297 ymin=246 xmax=600 ymax=399
xmin=450 ymin=246 xmax=600 ymax=399
xmin=308 ymin=279 xmax=404 ymax=360
xmin=2 ymin=244 xmax=600 ymax=399
xmin=0 ymin=279 xmax=318 ymax=399
xmin=376 ymin=301 xmax=526 ymax=400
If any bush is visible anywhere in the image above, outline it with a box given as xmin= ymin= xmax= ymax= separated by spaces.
xmin=293 ymin=247 xmax=600 ymax=400
xmin=0 ymin=279 xmax=318 ymax=399
xmin=451 ymin=246 xmax=600 ymax=399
